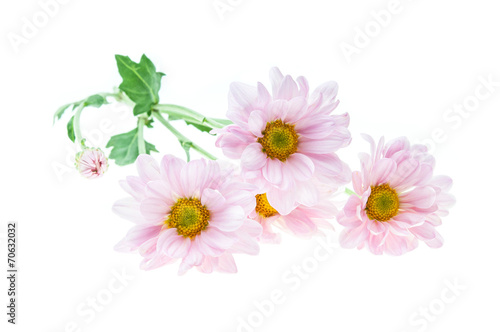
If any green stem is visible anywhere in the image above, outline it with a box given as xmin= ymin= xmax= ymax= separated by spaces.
xmin=152 ymin=111 xmax=217 ymax=161
xmin=345 ymin=188 xmax=356 ymax=196
xmin=74 ymin=103 xmax=85 ymax=148
xmin=137 ymin=117 xmax=146 ymax=155
xmin=153 ymin=104 xmax=228 ymax=129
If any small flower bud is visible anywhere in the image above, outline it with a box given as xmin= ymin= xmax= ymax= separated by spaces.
xmin=75 ymin=148 xmax=108 ymax=179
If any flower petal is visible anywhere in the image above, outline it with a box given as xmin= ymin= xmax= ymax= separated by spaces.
xmin=241 ymin=143 xmax=267 ymax=171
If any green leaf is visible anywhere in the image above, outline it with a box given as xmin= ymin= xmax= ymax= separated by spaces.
xmin=167 ymin=115 xmax=215 ymax=134
xmin=67 ymin=116 xmax=76 ymax=142
xmin=145 ymin=118 xmax=155 ymax=128
xmin=184 ymin=120 xmax=213 ymax=134
xmin=106 ymin=128 xmax=158 ymax=166
xmin=84 ymin=94 xmax=108 ymax=108
xmin=53 ymin=94 xmax=109 ymax=124
xmin=53 ymin=103 xmax=72 ymax=123
xmin=115 ymin=54 xmax=165 ymax=116
xmin=210 ymin=118 xmax=233 ymax=126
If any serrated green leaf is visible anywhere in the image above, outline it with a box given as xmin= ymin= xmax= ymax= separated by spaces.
xmin=115 ymin=54 xmax=165 ymax=116
xmin=53 ymin=103 xmax=72 ymax=123
xmin=106 ymin=128 xmax=158 ymax=166
xmin=67 ymin=116 xmax=76 ymax=142
xmin=84 ymin=94 xmax=108 ymax=108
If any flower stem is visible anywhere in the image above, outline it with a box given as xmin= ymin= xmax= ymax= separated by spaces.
xmin=153 ymin=104 xmax=229 ymax=129
xmin=137 ymin=117 xmax=146 ymax=155
xmin=345 ymin=188 xmax=356 ymax=196
xmin=74 ymin=103 xmax=85 ymax=149
xmin=152 ymin=111 xmax=217 ymax=161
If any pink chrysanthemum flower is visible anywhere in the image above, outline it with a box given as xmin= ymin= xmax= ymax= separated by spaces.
xmin=215 ymin=68 xmax=351 ymax=215
xmin=337 ymin=135 xmax=455 ymax=255
xmin=113 ymin=154 xmax=262 ymax=275
xmin=75 ymin=148 xmax=108 ymax=179
xmin=249 ymin=183 xmax=338 ymax=244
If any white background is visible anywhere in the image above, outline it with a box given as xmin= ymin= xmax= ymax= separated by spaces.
xmin=1 ymin=0 xmax=499 ymax=331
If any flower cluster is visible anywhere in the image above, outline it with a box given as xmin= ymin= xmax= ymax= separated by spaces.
xmin=112 ymin=67 xmax=455 ymax=274
xmin=337 ymin=135 xmax=455 ymax=255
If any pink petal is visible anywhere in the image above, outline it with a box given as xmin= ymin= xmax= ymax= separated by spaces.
xmin=297 ymin=76 xmax=309 ymax=97
xmin=157 ymin=228 xmax=191 ymax=258
xmin=248 ymin=110 xmax=267 ymax=137
xmin=136 ymin=154 xmax=160 ymax=183
xmin=262 ymin=158 xmax=283 ymax=185
xmin=294 ymin=116 xmax=335 ymax=139
xmin=425 ymin=231 xmax=444 ymax=248
xmin=282 ymin=97 xmax=308 ymax=123
xmin=311 ymin=81 xmax=339 ymax=106
xmin=113 ymin=198 xmax=148 ymax=224
xmin=200 ymin=227 xmax=236 ymax=250
xmin=140 ymin=197 xmax=169 ymax=223
xmin=409 ymin=222 xmax=437 ymax=241
xmin=209 ymin=206 xmax=245 ymax=232
xmin=431 ymin=175 xmax=453 ymax=191
xmin=241 ymin=143 xmax=267 ymax=171
xmin=269 ymin=67 xmax=285 ymax=97
xmin=284 ymin=215 xmax=317 ymax=236
xmin=229 ymin=234 xmax=260 ymax=255
xmin=257 ymin=82 xmax=271 ymax=105
xmin=352 ymin=171 xmax=364 ymax=195
xmin=266 ymin=187 xmax=296 ymax=215
xmin=214 ymin=254 xmax=238 ymax=273
xmin=200 ymin=188 xmax=226 ymax=212
xmin=160 ymin=155 xmax=185 ymax=197
xmin=339 ymin=222 xmax=369 ymax=249
xmin=114 ymin=224 xmax=162 ymax=252
xmin=371 ymin=158 xmax=397 ymax=186
xmin=400 ymin=187 xmax=436 ymax=209
xmin=284 ymin=153 xmax=314 ymax=182
xmin=180 ymin=159 xmax=208 ymax=198
xmin=367 ymin=220 xmax=387 ymax=235
xmin=145 ymin=180 xmax=174 ymax=204
xmin=276 ymin=75 xmax=299 ymax=100
xmin=121 ymin=176 xmax=146 ymax=200
xmin=295 ymin=180 xmax=319 ymax=207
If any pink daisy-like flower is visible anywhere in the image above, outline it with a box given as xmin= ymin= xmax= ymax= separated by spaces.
xmin=75 ymin=148 xmax=108 ymax=179
xmin=215 ymin=68 xmax=351 ymax=215
xmin=249 ymin=183 xmax=338 ymax=244
xmin=337 ymin=135 xmax=455 ymax=255
xmin=113 ymin=154 xmax=262 ymax=275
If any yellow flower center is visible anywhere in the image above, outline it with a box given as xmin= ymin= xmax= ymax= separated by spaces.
xmin=166 ymin=198 xmax=210 ymax=238
xmin=365 ymin=184 xmax=400 ymax=222
xmin=257 ymin=119 xmax=299 ymax=162
xmin=255 ymin=193 xmax=279 ymax=218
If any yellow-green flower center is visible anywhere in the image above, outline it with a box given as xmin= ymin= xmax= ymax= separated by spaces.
xmin=365 ymin=184 xmax=400 ymax=222
xmin=257 ymin=119 xmax=299 ymax=162
xmin=255 ymin=193 xmax=278 ymax=218
xmin=166 ymin=198 xmax=210 ymax=238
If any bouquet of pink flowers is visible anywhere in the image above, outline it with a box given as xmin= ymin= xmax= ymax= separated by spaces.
xmin=54 ymin=54 xmax=455 ymax=274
